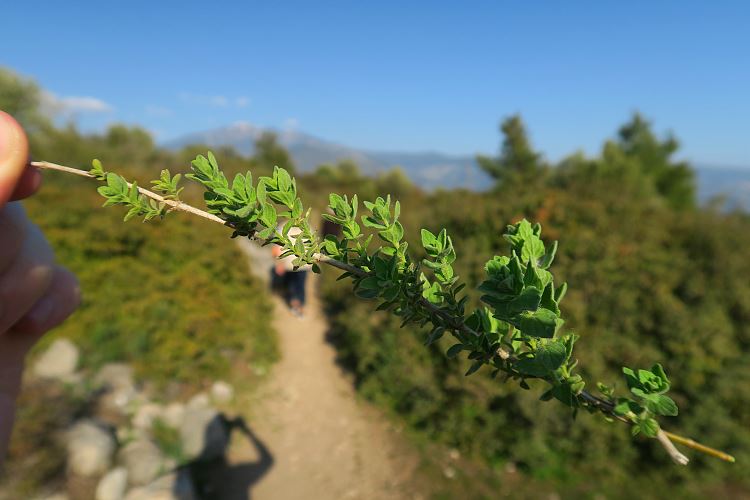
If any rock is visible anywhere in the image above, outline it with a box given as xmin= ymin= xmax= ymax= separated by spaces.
xmin=210 ymin=381 xmax=234 ymax=404
xmin=121 ymin=425 xmax=151 ymax=444
xmin=94 ymin=363 xmax=134 ymax=391
xmin=180 ymin=407 xmax=228 ymax=461
xmin=133 ymin=403 xmax=164 ymax=431
xmin=123 ymin=469 xmax=196 ymax=500
xmin=96 ymin=467 xmax=128 ymax=500
xmin=119 ymin=439 xmax=164 ymax=486
xmin=442 ymin=466 xmax=456 ymax=479
xmin=95 ymin=363 xmax=140 ymax=423
xmin=186 ymin=392 xmax=210 ymax=409
xmin=66 ymin=420 xmax=115 ymax=477
xmin=33 ymin=339 xmax=79 ymax=380
xmin=162 ymin=403 xmax=186 ymax=429
xmin=163 ymin=457 xmax=178 ymax=472
xmin=97 ymin=386 xmax=139 ymax=422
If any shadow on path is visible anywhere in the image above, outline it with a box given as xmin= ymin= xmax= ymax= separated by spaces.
xmin=189 ymin=416 xmax=274 ymax=500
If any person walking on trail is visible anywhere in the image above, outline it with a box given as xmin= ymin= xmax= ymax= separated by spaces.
xmin=271 ymin=225 xmax=310 ymax=318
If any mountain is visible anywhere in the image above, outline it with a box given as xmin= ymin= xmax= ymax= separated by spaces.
xmin=163 ymin=123 xmax=750 ymax=209
xmin=695 ymin=165 xmax=750 ymax=210
xmin=163 ymin=123 xmax=491 ymax=190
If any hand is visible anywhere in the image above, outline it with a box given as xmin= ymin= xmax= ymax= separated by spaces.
xmin=0 ymin=111 xmax=80 ymax=462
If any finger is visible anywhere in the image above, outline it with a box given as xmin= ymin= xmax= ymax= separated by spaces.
xmin=0 ymin=203 xmax=26 ymax=275
xmin=0 ymin=221 xmax=55 ymax=334
xmin=0 ymin=112 xmax=29 ymax=208
xmin=10 ymin=165 xmax=42 ymax=201
xmin=0 ymin=390 xmax=17 ymax=463
xmin=11 ymin=266 xmax=80 ymax=338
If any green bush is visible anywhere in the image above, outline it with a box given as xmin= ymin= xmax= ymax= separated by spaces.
xmin=314 ymin=126 xmax=750 ymax=498
xmin=24 ymin=173 xmax=278 ymax=385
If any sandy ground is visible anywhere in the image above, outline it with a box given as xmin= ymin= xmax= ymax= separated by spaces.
xmin=218 ymin=241 xmax=421 ymax=500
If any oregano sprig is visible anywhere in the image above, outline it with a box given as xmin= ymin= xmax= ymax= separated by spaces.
xmin=30 ymin=155 xmax=737 ymax=465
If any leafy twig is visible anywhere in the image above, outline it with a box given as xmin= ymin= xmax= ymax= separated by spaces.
xmin=30 ymin=158 xmax=736 ymax=465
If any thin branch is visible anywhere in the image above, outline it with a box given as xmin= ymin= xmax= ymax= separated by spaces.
xmin=312 ymin=253 xmax=363 ymax=276
xmin=657 ymin=430 xmax=690 ymax=465
xmin=33 ymin=159 xmax=736 ymax=465
xmin=663 ymin=431 xmax=735 ymax=463
xmin=31 ymin=161 xmax=228 ymax=226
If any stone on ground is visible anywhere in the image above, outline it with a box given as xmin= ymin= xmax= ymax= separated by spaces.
xmin=33 ymin=338 xmax=79 ymax=380
xmin=119 ymin=439 xmax=165 ymax=486
xmin=123 ymin=469 xmax=196 ymax=500
xmin=186 ymin=392 xmax=210 ymax=409
xmin=210 ymin=381 xmax=234 ymax=404
xmin=66 ymin=420 xmax=115 ymax=477
xmin=95 ymin=467 xmax=128 ymax=500
xmin=132 ymin=403 xmax=164 ymax=431
xmin=94 ymin=363 xmax=134 ymax=391
xmin=162 ymin=402 xmax=186 ymax=429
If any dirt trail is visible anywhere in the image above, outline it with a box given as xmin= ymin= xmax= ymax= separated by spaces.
xmin=224 ymin=241 xmax=420 ymax=500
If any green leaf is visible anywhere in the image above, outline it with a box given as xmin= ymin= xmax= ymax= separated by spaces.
xmin=514 ymin=308 xmax=562 ymax=338
xmin=622 ymin=367 xmax=639 ymax=391
xmin=355 ymin=287 xmax=379 ymax=299
xmin=539 ymin=389 xmax=554 ymax=401
xmin=465 ymin=360 xmax=483 ymax=376
xmin=554 ymin=282 xmax=568 ymax=302
xmin=207 ymin=151 xmax=219 ymax=171
xmin=235 ymin=204 xmax=255 ymax=219
xmin=650 ymin=363 xmax=670 ymax=388
xmin=515 ymin=340 xmax=567 ymax=377
xmin=322 ymin=236 xmax=339 ymax=256
xmin=644 ymin=394 xmax=678 ymax=416
xmin=504 ymin=219 xmax=546 ymax=264
xmin=550 ymin=383 xmax=577 ymax=407
xmin=536 ymin=341 xmax=567 ymax=371
xmin=276 ymin=167 xmax=292 ymax=193
xmin=446 ymin=344 xmax=464 ymax=359
xmin=424 ymin=327 xmax=445 ymax=346
xmin=90 ymin=158 xmax=107 ymax=179
xmin=613 ymin=398 xmax=642 ymax=416
xmin=257 ymin=226 xmax=274 ymax=239
xmin=540 ymin=240 xmax=558 ymax=269
xmin=421 ymin=228 xmax=440 ymax=256
xmin=358 ymin=276 xmax=380 ymax=291
xmin=422 ymin=281 xmax=442 ymax=304
xmin=638 ymin=417 xmax=660 ymax=438
xmin=372 ymin=256 xmax=390 ymax=277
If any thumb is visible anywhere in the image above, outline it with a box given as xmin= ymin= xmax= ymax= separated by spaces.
xmin=0 ymin=111 xmax=30 ymax=209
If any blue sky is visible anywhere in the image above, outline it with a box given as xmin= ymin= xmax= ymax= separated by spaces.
xmin=2 ymin=1 xmax=749 ymax=166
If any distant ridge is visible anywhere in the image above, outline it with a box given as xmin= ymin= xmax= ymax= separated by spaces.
xmin=163 ymin=122 xmax=491 ymax=190
xmin=163 ymin=123 xmax=750 ymax=209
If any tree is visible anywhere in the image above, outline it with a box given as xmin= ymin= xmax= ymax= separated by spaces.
xmin=101 ymin=124 xmax=157 ymax=169
xmin=477 ymin=115 xmax=546 ymax=189
xmin=615 ymin=113 xmax=695 ymax=209
xmin=252 ymin=131 xmax=296 ymax=174
xmin=553 ymin=114 xmax=696 ymax=210
xmin=0 ymin=67 xmax=55 ymax=150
